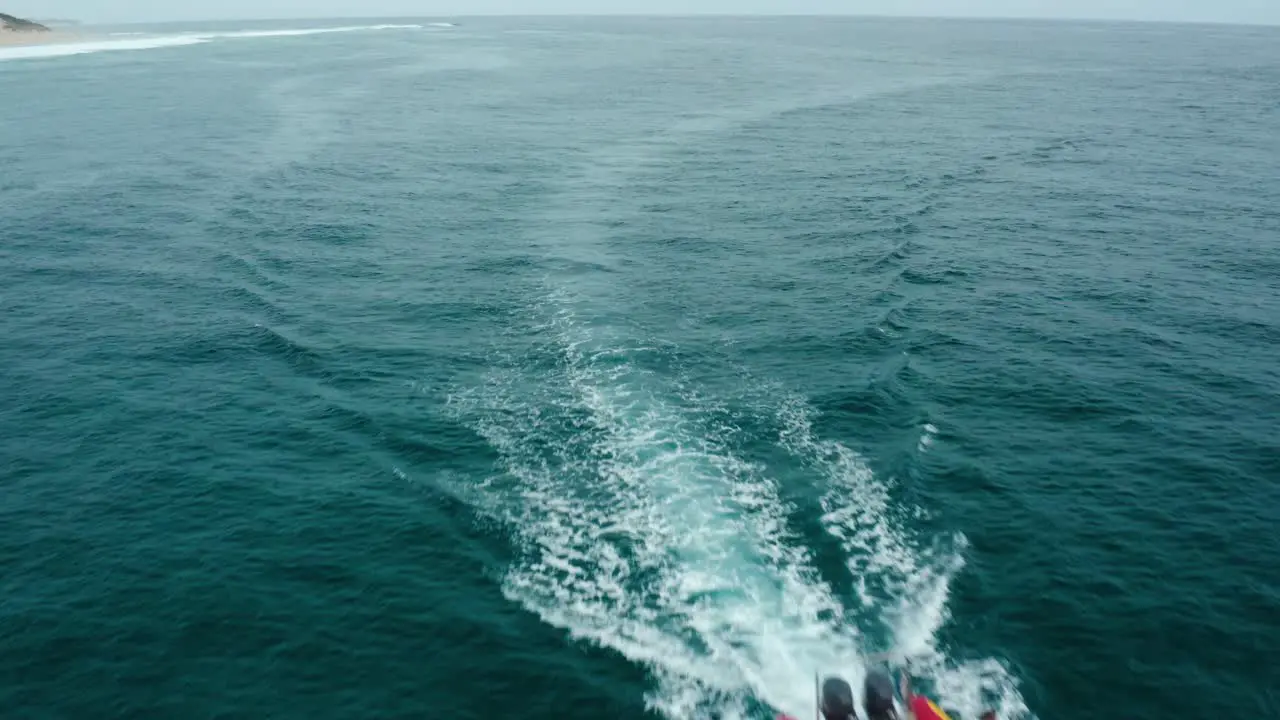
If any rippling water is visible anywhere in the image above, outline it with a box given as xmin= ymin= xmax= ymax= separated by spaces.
xmin=2 ymin=17 xmax=1278 ymax=720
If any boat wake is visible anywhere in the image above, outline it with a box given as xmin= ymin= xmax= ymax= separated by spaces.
xmin=447 ymin=288 xmax=1031 ymax=720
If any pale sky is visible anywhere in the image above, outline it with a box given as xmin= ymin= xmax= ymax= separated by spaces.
xmin=10 ymin=0 xmax=1280 ymax=26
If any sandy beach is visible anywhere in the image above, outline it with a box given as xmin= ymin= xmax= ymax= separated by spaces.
xmin=0 ymin=30 xmax=84 ymax=47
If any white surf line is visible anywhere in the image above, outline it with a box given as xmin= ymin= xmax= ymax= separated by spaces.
xmin=202 ymin=24 xmax=422 ymax=39
xmin=0 ymin=25 xmax=422 ymax=62
xmin=0 ymin=35 xmax=206 ymax=61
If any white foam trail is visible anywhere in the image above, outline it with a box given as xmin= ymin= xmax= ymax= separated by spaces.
xmin=445 ymin=92 xmax=1034 ymax=719
xmin=0 ymin=24 xmax=421 ymax=62
xmin=451 ymin=295 xmax=880 ymax=720
xmin=426 ymin=22 xmax=457 ymax=28
xmin=777 ymin=398 xmax=1032 ymax=719
xmin=452 ymin=297 xmax=1036 ymax=719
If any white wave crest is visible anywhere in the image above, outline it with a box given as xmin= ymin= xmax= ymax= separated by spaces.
xmin=0 ymin=35 xmax=206 ymax=61
xmin=0 ymin=24 xmax=421 ymax=62
xmin=919 ymin=423 xmax=939 ymax=453
xmin=202 ymin=24 xmax=422 ymax=39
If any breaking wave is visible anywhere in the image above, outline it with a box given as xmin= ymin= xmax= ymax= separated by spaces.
xmin=0 ymin=24 xmax=422 ymax=62
xmin=0 ymin=35 xmax=205 ymax=60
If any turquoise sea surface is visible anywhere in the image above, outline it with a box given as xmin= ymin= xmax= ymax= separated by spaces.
xmin=2 ymin=16 xmax=1278 ymax=720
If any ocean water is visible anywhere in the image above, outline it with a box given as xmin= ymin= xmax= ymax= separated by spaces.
xmin=2 ymin=16 xmax=1278 ymax=720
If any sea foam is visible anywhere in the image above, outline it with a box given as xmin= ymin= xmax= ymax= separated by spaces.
xmin=0 ymin=24 xmax=421 ymax=62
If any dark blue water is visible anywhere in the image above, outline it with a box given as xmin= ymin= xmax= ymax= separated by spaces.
xmin=2 ymin=16 xmax=1278 ymax=720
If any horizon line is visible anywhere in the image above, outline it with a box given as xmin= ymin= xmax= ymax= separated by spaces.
xmin=93 ymin=12 xmax=1280 ymax=29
